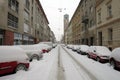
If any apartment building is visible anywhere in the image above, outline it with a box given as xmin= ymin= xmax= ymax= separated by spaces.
xmin=71 ymin=3 xmax=81 ymax=45
xmin=0 ymin=0 xmax=53 ymax=45
xmin=96 ymin=0 xmax=120 ymax=49
xmin=80 ymin=0 xmax=96 ymax=45
xmin=0 ymin=0 xmax=26 ymax=45
xmin=66 ymin=23 xmax=72 ymax=44
xmin=66 ymin=0 xmax=96 ymax=45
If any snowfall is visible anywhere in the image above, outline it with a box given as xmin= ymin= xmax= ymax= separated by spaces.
xmin=0 ymin=45 xmax=120 ymax=80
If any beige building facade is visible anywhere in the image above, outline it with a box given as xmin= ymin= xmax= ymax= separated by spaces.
xmin=0 ymin=0 xmax=54 ymax=45
xmin=65 ymin=0 xmax=120 ymax=49
xmin=96 ymin=0 xmax=120 ymax=49
xmin=80 ymin=0 xmax=96 ymax=45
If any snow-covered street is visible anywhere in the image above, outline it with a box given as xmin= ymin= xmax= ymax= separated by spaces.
xmin=0 ymin=45 xmax=120 ymax=80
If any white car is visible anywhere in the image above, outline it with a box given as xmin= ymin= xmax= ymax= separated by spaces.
xmin=109 ymin=48 xmax=120 ymax=69
xmin=77 ymin=45 xmax=89 ymax=55
xmin=72 ymin=45 xmax=81 ymax=52
xmin=18 ymin=45 xmax=43 ymax=62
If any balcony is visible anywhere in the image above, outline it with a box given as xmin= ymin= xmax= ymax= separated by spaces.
xmin=82 ymin=15 xmax=89 ymax=24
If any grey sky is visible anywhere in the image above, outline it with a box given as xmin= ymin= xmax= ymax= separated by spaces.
xmin=40 ymin=0 xmax=80 ymax=41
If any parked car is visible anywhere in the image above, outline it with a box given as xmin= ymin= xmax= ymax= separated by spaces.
xmin=38 ymin=42 xmax=53 ymax=52
xmin=87 ymin=46 xmax=111 ymax=63
xmin=0 ymin=46 xmax=29 ymax=76
xmin=18 ymin=45 xmax=43 ymax=62
xmin=72 ymin=45 xmax=80 ymax=52
xmin=77 ymin=45 xmax=89 ymax=55
xmin=37 ymin=43 xmax=52 ymax=53
xmin=66 ymin=45 xmax=74 ymax=49
xmin=109 ymin=48 xmax=120 ymax=69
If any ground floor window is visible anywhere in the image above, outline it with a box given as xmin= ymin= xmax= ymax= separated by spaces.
xmin=14 ymin=33 xmax=22 ymax=45
xmin=0 ymin=35 xmax=3 ymax=45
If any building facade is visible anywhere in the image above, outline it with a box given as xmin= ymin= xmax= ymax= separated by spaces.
xmin=96 ymin=0 xmax=120 ymax=49
xmin=71 ymin=4 xmax=81 ymax=45
xmin=80 ymin=0 xmax=96 ymax=45
xmin=0 ymin=0 xmax=55 ymax=45
xmin=65 ymin=0 xmax=120 ymax=49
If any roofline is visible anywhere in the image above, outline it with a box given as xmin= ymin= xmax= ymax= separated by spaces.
xmin=36 ymin=0 xmax=49 ymax=24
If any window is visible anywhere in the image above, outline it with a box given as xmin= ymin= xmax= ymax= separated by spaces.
xmin=24 ymin=23 xmax=29 ymax=33
xmin=89 ymin=20 xmax=92 ymax=28
xmin=107 ymin=4 xmax=112 ymax=18
xmin=97 ymin=10 xmax=101 ymax=24
xmin=24 ymin=10 xmax=29 ymax=20
xmin=90 ymin=6 xmax=93 ymax=13
xmin=85 ymin=0 xmax=87 ymax=7
xmin=8 ymin=0 xmax=19 ymax=13
xmin=8 ymin=13 xmax=18 ymax=28
xmin=108 ymin=28 xmax=113 ymax=41
xmin=25 ymin=0 xmax=30 ymax=10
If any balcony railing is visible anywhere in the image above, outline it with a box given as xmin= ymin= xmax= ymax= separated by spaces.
xmin=8 ymin=19 xmax=18 ymax=28
xmin=82 ymin=15 xmax=89 ymax=24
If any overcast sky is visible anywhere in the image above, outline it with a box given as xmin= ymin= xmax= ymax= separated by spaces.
xmin=40 ymin=0 xmax=80 ymax=41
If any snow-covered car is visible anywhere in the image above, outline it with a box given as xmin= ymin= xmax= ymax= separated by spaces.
xmin=38 ymin=42 xmax=53 ymax=52
xmin=109 ymin=48 xmax=120 ymax=69
xmin=18 ymin=45 xmax=43 ymax=62
xmin=77 ymin=45 xmax=89 ymax=55
xmin=37 ymin=43 xmax=51 ymax=53
xmin=72 ymin=45 xmax=80 ymax=52
xmin=66 ymin=45 xmax=74 ymax=49
xmin=52 ymin=43 xmax=57 ymax=48
xmin=87 ymin=46 xmax=111 ymax=63
xmin=0 ymin=46 xmax=29 ymax=76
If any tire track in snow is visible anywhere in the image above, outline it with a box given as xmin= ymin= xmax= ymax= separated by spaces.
xmin=57 ymin=46 xmax=65 ymax=80
xmin=62 ymin=46 xmax=98 ymax=80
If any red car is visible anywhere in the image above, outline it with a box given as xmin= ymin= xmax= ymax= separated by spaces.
xmin=0 ymin=46 xmax=29 ymax=76
xmin=42 ymin=49 xmax=49 ymax=53
xmin=87 ymin=46 xmax=111 ymax=63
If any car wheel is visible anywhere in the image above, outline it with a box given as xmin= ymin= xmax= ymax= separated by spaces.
xmin=87 ymin=54 xmax=90 ymax=58
xmin=96 ymin=57 xmax=100 ymax=62
xmin=31 ymin=55 xmax=40 ymax=61
xmin=110 ymin=60 xmax=116 ymax=69
xmin=15 ymin=64 xmax=27 ymax=72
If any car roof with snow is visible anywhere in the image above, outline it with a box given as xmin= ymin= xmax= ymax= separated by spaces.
xmin=79 ymin=45 xmax=89 ymax=51
xmin=0 ymin=46 xmax=28 ymax=62
xmin=90 ymin=46 xmax=111 ymax=55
